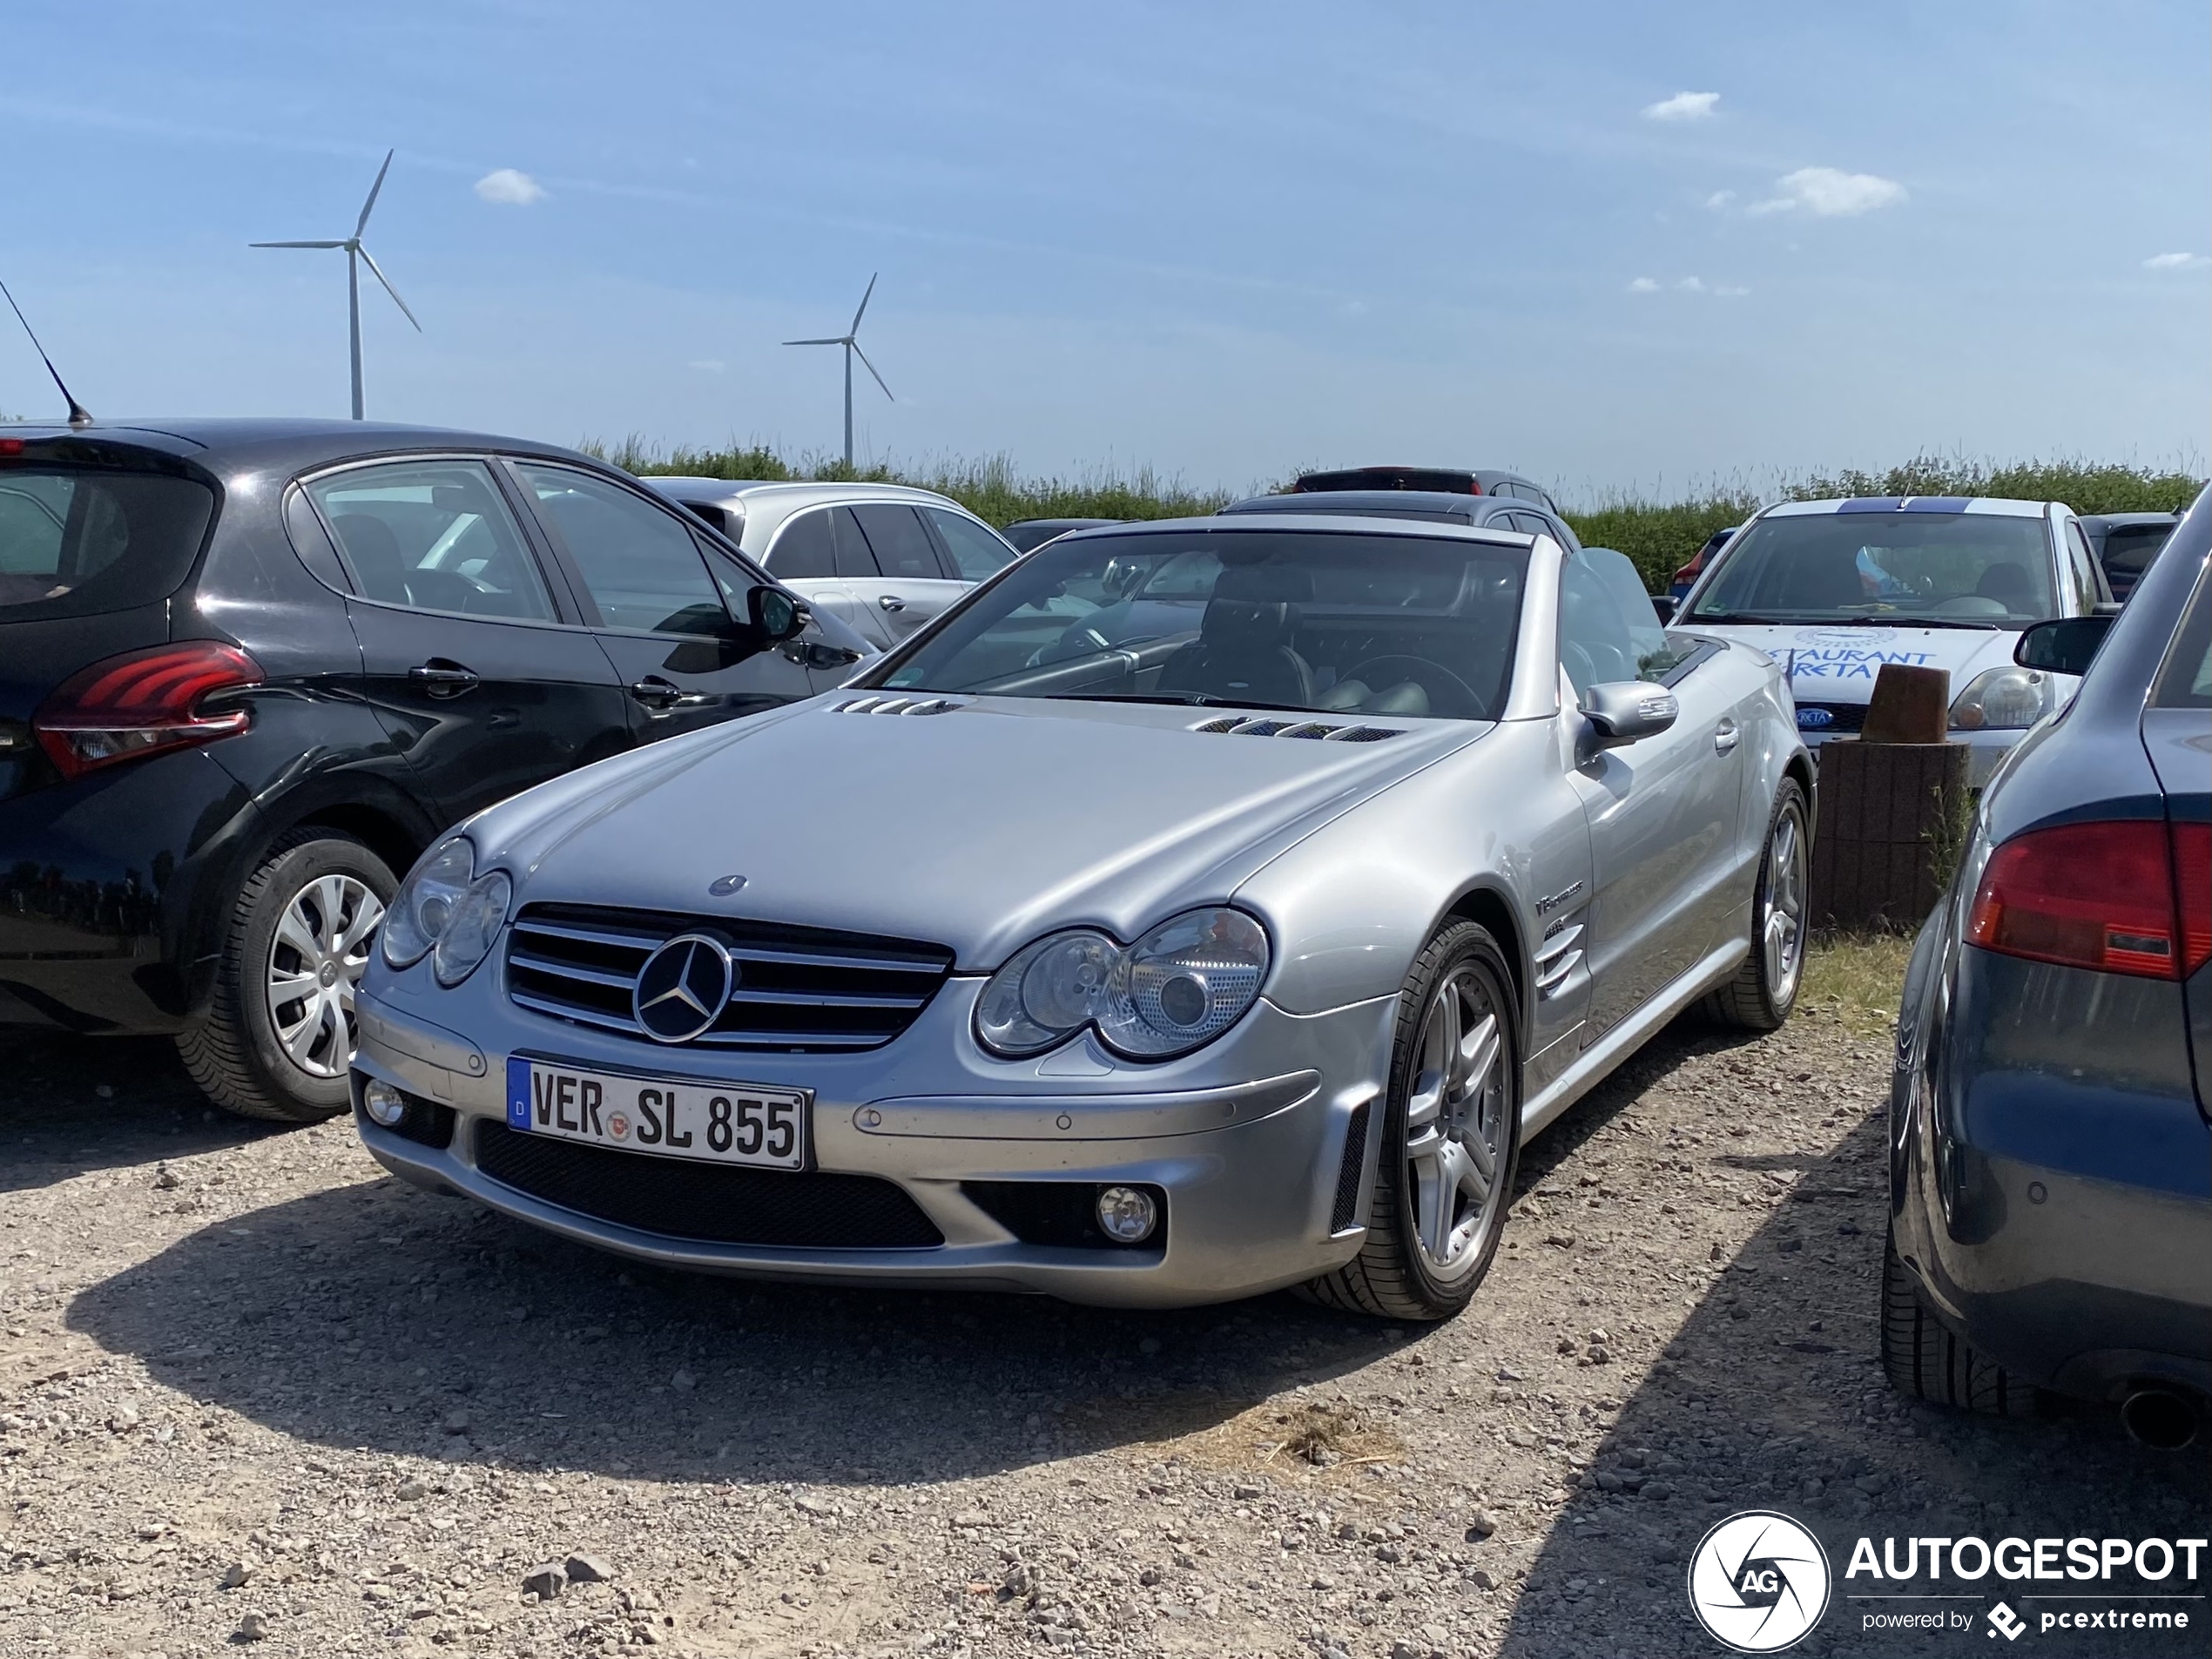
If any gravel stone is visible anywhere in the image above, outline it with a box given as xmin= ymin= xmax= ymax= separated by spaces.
xmin=521 ymin=1561 xmax=565 ymax=1599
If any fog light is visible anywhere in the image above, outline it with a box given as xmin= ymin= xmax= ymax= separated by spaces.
xmin=361 ymin=1078 xmax=409 ymax=1128
xmin=1096 ymin=1184 xmax=1158 ymax=1244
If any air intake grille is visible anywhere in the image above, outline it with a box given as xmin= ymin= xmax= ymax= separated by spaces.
xmin=475 ymin=1121 xmax=943 ymax=1248
xmin=1191 ymin=716 xmax=1403 ymax=742
xmin=1793 ymin=702 xmax=1867 ymax=735
xmin=1330 ymin=1100 xmax=1372 ymax=1233
xmin=834 ymin=695 xmax=964 ymax=716
xmin=505 ymin=903 xmax=954 ymax=1052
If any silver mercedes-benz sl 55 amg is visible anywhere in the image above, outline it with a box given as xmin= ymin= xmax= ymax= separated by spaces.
xmin=351 ymin=514 xmax=1811 ymax=1319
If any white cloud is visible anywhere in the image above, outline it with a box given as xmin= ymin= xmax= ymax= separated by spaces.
xmin=1676 ymin=276 xmax=1705 ymax=293
xmin=1705 ymin=190 xmax=1736 ymax=211
xmin=1628 ymin=277 xmax=1660 ymax=293
xmin=1643 ymin=91 xmax=1720 ymax=122
xmin=474 ymin=168 xmax=545 ymax=206
xmin=1749 ymin=166 xmax=1906 ymax=217
xmin=2143 ymin=252 xmax=2207 ymax=270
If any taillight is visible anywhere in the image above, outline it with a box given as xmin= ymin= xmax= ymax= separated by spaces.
xmin=1966 ymin=819 xmax=2208 ymax=981
xmin=32 ymin=642 xmax=263 ymax=779
xmin=1671 ymin=551 xmax=1705 ymax=590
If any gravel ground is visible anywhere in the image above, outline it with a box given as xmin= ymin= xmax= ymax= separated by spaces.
xmin=2 ymin=977 xmax=2204 ymax=1659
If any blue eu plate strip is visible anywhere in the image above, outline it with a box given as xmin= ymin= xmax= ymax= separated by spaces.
xmin=505 ymin=1056 xmax=531 ymax=1129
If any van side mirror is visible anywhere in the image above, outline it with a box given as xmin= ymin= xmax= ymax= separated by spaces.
xmin=2013 ymin=616 xmax=2109 ymax=678
xmin=1581 ymin=681 xmax=1678 ymax=752
xmin=749 ymin=586 xmax=809 ymax=643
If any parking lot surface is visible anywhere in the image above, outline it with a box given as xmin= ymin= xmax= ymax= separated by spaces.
xmin=2 ymin=956 xmax=2204 ymax=1659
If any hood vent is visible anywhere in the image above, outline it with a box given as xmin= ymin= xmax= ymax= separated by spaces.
xmin=834 ymin=695 xmax=964 ymax=716
xmin=1191 ymin=716 xmax=1403 ymax=742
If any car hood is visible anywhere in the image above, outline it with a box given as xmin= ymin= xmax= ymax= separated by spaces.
xmin=466 ymin=696 xmax=1485 ymax=969
xmin=1683 ymin=622 xmax=2026 ymax=704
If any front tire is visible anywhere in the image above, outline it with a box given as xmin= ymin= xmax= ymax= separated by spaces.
xmin=178 ymin=832 xmax=395 ymax=1123
xmin=1703 ymin=778 xmax=1809 ymax=1032
xmin=1299 ymin=921 xmax=1521 ymax=1321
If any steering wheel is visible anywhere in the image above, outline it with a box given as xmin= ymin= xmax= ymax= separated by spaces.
xmin=1340 ymin=656 xmax=1486 ymax=718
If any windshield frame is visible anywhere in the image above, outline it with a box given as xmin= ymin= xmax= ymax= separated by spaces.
xmin=1686 ymin=505 xmax=2060 ymax=629
xmin=848 ymin=519 xmax=1541 ymax=724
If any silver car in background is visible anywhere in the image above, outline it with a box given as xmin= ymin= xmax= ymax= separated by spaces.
xmin=350 ymin=518 xmax=1810 ymax=1318
xmin=645 ymin=479 xmax=1019 ymax=651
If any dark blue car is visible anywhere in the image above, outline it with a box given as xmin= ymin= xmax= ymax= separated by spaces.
xmin=1885 ymin=485 xmax=2210 ymax=1448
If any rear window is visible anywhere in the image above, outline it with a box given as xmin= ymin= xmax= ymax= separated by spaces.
xmin=1689 ymin=511 xmax=2057 ymax=625
xmin=2101 ymin=524 xmax=2175 ymax=590
xmin=2152 ymin=569 xmax=2210 ymax=711
xmin=0 ymin=467 xmax=216 ymax=621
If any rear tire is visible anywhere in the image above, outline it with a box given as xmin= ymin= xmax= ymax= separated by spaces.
xmin=1880 ymin=1231 xmax=2049 ymax=1417
xmin=1298 ymin=921 xmax=1521 ymax=1321
xmin=178 ymin=832 xmax=395 ymax=1124
xmin=1703 ymin=778 xmax=1809 ymax=1032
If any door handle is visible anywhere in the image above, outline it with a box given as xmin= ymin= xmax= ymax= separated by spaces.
xmin=628 ymin=676 xmax=685 ymax=711
xmin=877 ymin=595 xmax=907 ymax=612
xmin=1713 ymin=719 xmax=1741 ymax=755
xmin=407 ymin=661 xmax=480 ymax=698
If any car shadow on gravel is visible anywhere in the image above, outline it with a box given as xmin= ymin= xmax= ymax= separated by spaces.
xmin=64 ymin=1163 xmax=1437 ymax=1487
xmin=0 ymin=1029 xmax=283 ymax=1195
xmin=1490 ymin=1111 xmax=2212 ymax=1659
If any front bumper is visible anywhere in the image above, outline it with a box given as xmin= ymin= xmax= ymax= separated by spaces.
xmin=352 ymin=976 xmax=1397 ymax=1307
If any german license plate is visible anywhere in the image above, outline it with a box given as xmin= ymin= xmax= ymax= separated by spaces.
xmin=504 ymin=1056 xmax=810 ymax=1170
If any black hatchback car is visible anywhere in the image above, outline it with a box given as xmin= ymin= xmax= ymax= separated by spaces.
xmin=1886 ymin=485 xmax=2209 ymax=1446
xmin=0 ymin=419 xmax=868 ymax=1123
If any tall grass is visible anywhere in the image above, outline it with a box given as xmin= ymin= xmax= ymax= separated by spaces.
xmin=590 ymin=438 xmax=2202 ymax=593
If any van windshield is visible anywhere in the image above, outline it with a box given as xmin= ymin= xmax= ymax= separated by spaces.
xmin=0 ymin=467 xmax=217 ymax=621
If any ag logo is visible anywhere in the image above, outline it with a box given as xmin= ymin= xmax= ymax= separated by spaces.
xmin=1687 ymin=1511 xmax=1831 ymax=1653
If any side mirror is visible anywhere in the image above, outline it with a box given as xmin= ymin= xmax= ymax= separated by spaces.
xmin=749 ymin=586 xmax=809 ymax=643
xmin=1649 ymin=595 xmax=1677 ymax=624
xmin=2013 ymin=616 xmax=2109 ymax=678
xmin=1581 ymin=681 xmax=1678 ymax=752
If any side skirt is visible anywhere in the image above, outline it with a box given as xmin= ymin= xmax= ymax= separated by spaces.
xmin=1517 ymin=937 xmax=1749 ymax=1143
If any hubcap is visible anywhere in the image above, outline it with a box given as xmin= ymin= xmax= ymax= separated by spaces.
xmin=265 ymin=873 xmax=384 ymax=1079
xmin=1404 ymin=965 xmax=1510 ymax=1278
xmin=1762 ymin=806 xmax=1808 ymax=1001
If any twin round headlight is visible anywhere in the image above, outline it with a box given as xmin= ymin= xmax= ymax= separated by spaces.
xmin=975 ymin=907 xmax=1270 ymax=1061
xmin=381 ymin=838 xmax=513 ymax=987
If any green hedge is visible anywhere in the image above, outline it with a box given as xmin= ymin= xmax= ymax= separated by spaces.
xmin=591 ymin=440 xmax=2202 ymax=595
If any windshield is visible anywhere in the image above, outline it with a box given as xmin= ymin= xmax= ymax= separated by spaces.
xmin=0 ymin=467 xmax=217 ymax=621
xmin=1689 ymin=511 xmax=2057 ymax=625
xmin=877 ymin=528 xmax=1527 ymax=720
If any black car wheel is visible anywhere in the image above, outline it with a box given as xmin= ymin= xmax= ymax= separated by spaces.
xmin=1703 ymin=778 xmax=1809 ymax=1031
xmin=1880 ymin=1230 xmax=2051 ymax=1417
xmin=1300 ymin=920 xmax=1521 ymax=1321
xmin=179 ymin=831 xmax=396 ymax=1123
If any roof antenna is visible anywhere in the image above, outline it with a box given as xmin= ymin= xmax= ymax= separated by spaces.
xmin=0 ymin=277 xmax=93 ymax=428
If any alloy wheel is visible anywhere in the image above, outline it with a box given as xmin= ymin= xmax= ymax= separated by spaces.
xmin=265 ymin=873 xmax=384 ymax=1079
xmin=1404 ymin=963 xmax=1511 ymax=1278
xmin=1762 ymin=804 xmax=1808 ymax=1001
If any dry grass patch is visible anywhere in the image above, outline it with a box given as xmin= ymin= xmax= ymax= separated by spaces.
xmin=1800 ymin=931 xmax=1913 ymax=1035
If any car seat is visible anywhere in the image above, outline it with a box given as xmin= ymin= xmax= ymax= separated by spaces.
xmin=330 ymin=514 xmax=415 ymax=605
xmin=1975 ymin=562 xmax=2031 ymax=610
xmin=1157 ymin=563 xmax=1317 ymax=706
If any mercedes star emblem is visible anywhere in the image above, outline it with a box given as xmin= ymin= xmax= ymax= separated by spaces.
xmin=708 ymin=873 xmax=748 ymax=896
xmin=631 ymin=933 xmax=734 ymax=1042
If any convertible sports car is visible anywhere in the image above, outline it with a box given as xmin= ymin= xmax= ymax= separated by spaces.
xmin=351 ymin=516 xmax=1811 ymax=1317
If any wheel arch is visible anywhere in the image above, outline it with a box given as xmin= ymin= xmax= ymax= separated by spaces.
xmin=1439 ymin=880 xmax=1528 ymax=1042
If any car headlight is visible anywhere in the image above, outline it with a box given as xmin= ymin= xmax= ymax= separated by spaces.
xmin=974 ymin=907 xmax=1271 ymax=1061
xmin=381 ymin=838 xmax=514 ymax=985
xmin=1950 ymin=665 xmax=2054 ymax=731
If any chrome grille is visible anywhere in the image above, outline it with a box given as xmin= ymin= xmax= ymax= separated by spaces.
xmin=833 ymin=695 xmax=964 ymax=716
xmin=1190 ymin=716 xmax=1403 ymax=742
xmin=505 ymin=903 xmax=954 ymax=1052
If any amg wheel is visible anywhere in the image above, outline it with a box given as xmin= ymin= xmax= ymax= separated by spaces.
xmin=1299 ymin=920 xmax=1521 ymax=1321
xmin=1703 ymin=778 xmax=1809 ymax=1032
xmin=179 ymin=832 xmax=395 ymax=1123
xmin=1880 ymin=1230 xmax=2049 ymax=1417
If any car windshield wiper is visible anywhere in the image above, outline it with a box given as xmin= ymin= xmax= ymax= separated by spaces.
xmin=1689 ymin=610 xmax=1999 ymax=631
xmin=1061 ymin=691 xmax=1323 ymax=714
xmin=1831 ymin=614 xmax=2001 ymax=631
xmin=1684 ymin=611 xmax=1799 ymax=624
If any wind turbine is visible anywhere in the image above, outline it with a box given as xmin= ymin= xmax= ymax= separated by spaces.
xmin=251 ymin=149 xmax=420 ymax=420
xmin=784 ymin=273 xmax=892 ymax=469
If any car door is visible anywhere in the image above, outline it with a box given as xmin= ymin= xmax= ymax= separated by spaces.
xmin=509 ymin=462 xmax=818 ymax=742
xmin=847 ymin=502 xmax=965 ymax=642
xmin=1559 ymin=549 xmax=1747 ymax=1042
xmin=759 ymin=505 xmax=868 ymax=641
xmin=921 ymin=505 xmax=1020 ymax=587
xmin=304 ymin=456 xmax=631 ymax=822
